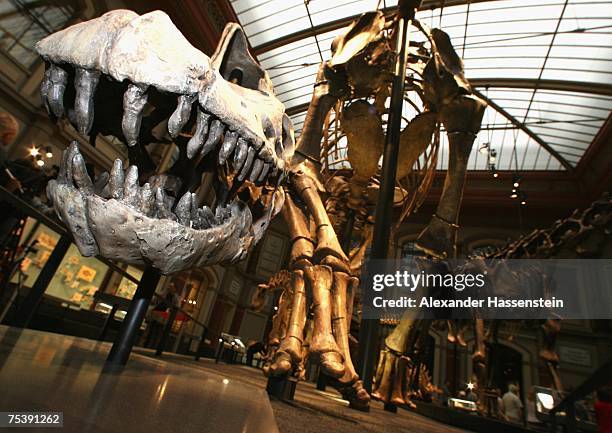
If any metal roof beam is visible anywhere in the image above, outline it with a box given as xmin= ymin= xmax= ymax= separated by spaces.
xmin=470 ymin=78 xmax=612 ymax=97
xmin=473 ymin=89 xmax=575 ymax=172
xmin=286 ymin=77 xmax=612 ymax=117
xmin=252 ymin=0 xmax=501 ymax=55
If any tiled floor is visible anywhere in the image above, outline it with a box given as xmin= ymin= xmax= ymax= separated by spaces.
xmin=0 ymin=326 xmax=277 ymax=433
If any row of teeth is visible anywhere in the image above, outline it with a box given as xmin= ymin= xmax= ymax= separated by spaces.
xmin=107 ymin=160 xmax=234 ymax=229
xmin=41 ymin=63 xmax=284 ymax=185
xmin=174 ymin=100 xmax=284 ymax=185
xmin=64 ymin=143 xmax=233 ymax=230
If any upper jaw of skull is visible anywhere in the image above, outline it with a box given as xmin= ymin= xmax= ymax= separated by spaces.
xmin=36 ymin=10 xmax=293 ymax=273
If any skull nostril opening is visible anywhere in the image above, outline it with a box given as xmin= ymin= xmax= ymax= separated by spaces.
xmin=229 ymin=68 xmax=243 ymax=85
xmin=275 ymin=137 xmax=285 ymax=158
xmin=262 ymin=116 xmax=275 ymax=140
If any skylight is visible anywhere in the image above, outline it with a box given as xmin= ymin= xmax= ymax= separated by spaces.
xmin=231 ymin=0 xmax=612 ymax=171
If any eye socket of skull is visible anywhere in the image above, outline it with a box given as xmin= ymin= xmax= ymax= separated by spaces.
xmin=278 ymin=113 xmax=295 ymax=160
xmin=211 ymin=23 xmax=273 ymax=94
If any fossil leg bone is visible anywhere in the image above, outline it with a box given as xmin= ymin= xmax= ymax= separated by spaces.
xmin=267 ymin=191 xmax=313 ymax=376
xmin=331 ymin=271 xmax=357 ymax=383
xmin=266 ymin=284 xmax=292 ymax=373
xmin=292 ymin=170 xmax=349 ymax=266
xmin=271 ymin=270 xmax=307 ymax=376
xmin=304 ymin=264 xmax=345 ymax=378
xmin=416 ymin=95 xmax=486 ymax=258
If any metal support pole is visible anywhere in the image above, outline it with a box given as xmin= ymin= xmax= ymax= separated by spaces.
xmin=357 ymin=0 xmax=419 ymax=393
xmin=14 ymin=235 xmax=70 ymax=328
xmin=106 ymin=266 xmax=161 ymax=365
xmin=155 ymin=306 xmax=178 ymax=356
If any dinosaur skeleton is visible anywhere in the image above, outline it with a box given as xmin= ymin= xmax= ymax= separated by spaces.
xmin=257 ymin=4 xmax=486 ymax=410
xmin=373 ymin=193 xmax=612 ymax=411
xmin=39 ymin=4 xmax=488 ymax=412
xmin=36 ymin=10 xmax=294 ymax=274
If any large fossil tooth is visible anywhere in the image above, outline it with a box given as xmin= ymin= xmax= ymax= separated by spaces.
xmin=123 ymin=165 xmax=140 ymax=206
xmin=61 ymin=143 xmax=79 ymax=184
xmin=233 ymin=137 xmax=249 ymax=171
xmin=138 ymin=183 xmax=155 ymax=216
xmin=74 ymin=68 xmax=101 ymax=135
xmin=269 ymin=157 xmax=284 ymax=180
xmin=189 ymin=192 xmax=198 ymax=223
xmin=218 ymin=131 xmax=238 ymax=165
xmin=187 ymin=108 xmax=211 ymax=159
xmin=72 ymin=152 xmax=94 ymax=194
xmin=198 ymin=206 xmax=215 ymax=228
xmin=154 ymin=187 xmax=176 ymax=220
xmin=109 ymin=159 xmax=124 ymax=200
xmin=237 ymin=146 xmax=256 ymax=182
xmin=168 ymin=93 xmax=196 ymax=138
xmin=175 ymin=191 xmax=192 ymax=226
xmin=249 ymin=158 xmax=264 ymax=183
xmin=201 ymin=119 xmax=224 ymax=157
xmin=121 ymin=84 xmax=148 ymax=147
xmin=256 ymin=162 xmax=271 ymax=184
xmin=47 ymin=64 xmax=68 ymax=119
xmin=215 ymin=204 xmax=231 ymax=223
xmin=93 ymin=171 xmax=110 ymax=196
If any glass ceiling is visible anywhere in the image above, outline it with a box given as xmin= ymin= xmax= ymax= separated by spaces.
xmin=230 ymin=0 xmax=612 ymax=171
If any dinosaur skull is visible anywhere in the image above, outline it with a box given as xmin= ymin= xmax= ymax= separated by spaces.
xmin=36 ymin=10 xmax=294 ymax=274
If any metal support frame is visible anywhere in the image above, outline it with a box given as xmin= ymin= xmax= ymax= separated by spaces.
xmin=357 ymin=0 xmax=419 ymax=394
xmin=106 ymin=266 xmax=161 ymax=365
xmin=473 ymin=89 xmax=574 ymax=172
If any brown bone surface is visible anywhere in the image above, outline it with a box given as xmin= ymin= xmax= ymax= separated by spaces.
xmin=304 ymin=264 xmax=345 ymax=378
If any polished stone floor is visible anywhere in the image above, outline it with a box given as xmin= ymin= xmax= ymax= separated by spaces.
xmin=0 ymin=325 xmax=473 ymax=433
xmin=0 ymin=326 xmax=278 ymax=433
xmin=134 ymin=350 xmax=473 ymax=433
